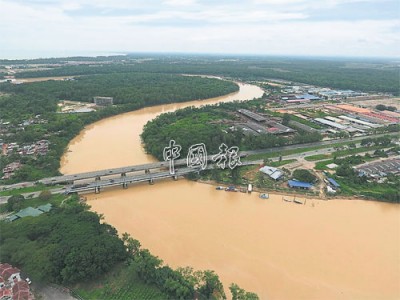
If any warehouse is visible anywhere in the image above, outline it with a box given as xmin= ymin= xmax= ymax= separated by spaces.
xmin=288 ymin=180 xmax=313 ymax=189
xmin=338 ymin=115 xmax=380 ymax=128
xmin=314 ymin=118 xmax=347 ymax=130
xmin=237 ymin=109 xmax=266 ymax=122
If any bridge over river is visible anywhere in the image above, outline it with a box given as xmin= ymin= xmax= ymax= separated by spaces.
xmin=63 ymin=161 xmax=259 ymax=194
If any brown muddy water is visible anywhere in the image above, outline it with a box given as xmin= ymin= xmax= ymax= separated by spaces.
xmin=60 ymin=82 xmax=400 ymax=299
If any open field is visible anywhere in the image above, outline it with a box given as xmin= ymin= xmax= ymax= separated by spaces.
xmin=349 ymin=97 xmax=400 ymax=109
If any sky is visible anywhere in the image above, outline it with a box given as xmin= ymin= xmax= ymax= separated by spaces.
xmin=0 ymin=0 xmax=399 ymax=59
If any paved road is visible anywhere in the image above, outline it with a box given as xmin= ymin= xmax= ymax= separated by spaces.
xmin=241 ymin=132 xmax=398 ymax=156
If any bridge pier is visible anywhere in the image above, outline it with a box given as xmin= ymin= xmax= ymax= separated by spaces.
xmin=95 ymin=186 xmax=100 ymax=194
xmin=149 ymin=178 xmax=154 ymax=185
xmin=95 ymin=176 xmax=101 ymax=181
xmin=122 ymin=182 xmax=128 ymax=189
xmin=121 ymin=172 xmax=126 ymax=177
xmin=145 ymin=169 xmax=150 ymax=174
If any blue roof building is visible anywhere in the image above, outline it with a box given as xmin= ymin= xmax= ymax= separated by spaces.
xmin=288 ymin=180 xmax=313 ymax=189
xmin=327 ymin=178 xmax=340 ymax=188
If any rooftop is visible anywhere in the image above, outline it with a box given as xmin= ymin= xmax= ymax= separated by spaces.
xmin=237 ymin=109 xmax=267 ymax=122
xmin=327 ymin=177 xmax=340 ymax=188
xmin=15 ymin=207 xmax=43 ymax=218
xmin=288 ymin=180 xmax=313 ymax=189
xmin=37 ymin=203 xmax=52 ymax=212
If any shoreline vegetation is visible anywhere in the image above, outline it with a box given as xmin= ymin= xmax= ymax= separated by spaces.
xmin=1 ymin=56 xmax=399 ymax=299
xmin=0 ymin=194 xmax=259 ymax=299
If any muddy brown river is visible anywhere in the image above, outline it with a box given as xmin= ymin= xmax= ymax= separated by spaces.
xmin=60 ymin=82 xmax=400 ymax=299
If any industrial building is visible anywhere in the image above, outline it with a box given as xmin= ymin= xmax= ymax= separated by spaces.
xmin=338 ymin=115 xmax=381 ymax=128
xmin=237 ymin=109 xmax=266 ymax=122
xmin=288 ymin=120 xmax=319 ymax=133
xmin=356 ymin=158 xmax=400 ymax=178
xmin=93 ymin=96 xmax=114 ymax=106
xmin=314 ymin=118 xmax=347 ymax=130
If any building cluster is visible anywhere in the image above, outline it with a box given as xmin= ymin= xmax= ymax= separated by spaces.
xmin=17 ymin=116 xmax=48 ymax=127
xmin=355 ymin=158 xmax=400 ymax=180
xmin=313 ymin=104 xmax=399 ymax=135
xmin=279 ymin=84 xmax=368 ymax=103
xmin=283 ymin=103 xmax=399 ymax=137
xmin=0 ymin=263 xmax=33 ymax=300
xmin=0 ymin=116 xmax=47 ymax=134
xmin=1 ymin=140 xmax=49 ymax=157
xmin=93 ymin=96 xmax=113 ymax=106
xmin=234 ymin=109 xmax=296 ymax=136
xmin=2 ymin=162 xmax=22 ymax=180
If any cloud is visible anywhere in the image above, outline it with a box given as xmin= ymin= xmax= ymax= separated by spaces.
xmin=0 ymin=0 xmax=398 ymax=58
xmin=163 ymin=0 xmax=198 ymax=6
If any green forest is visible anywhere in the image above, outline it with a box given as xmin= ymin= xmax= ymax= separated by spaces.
xmin=9 ymin=55 xmax=399 ymax=95
xmin=0 ymin=73 xmax=239 ymax=106
xmin=141 ymin=101 xmax=323 ymax=160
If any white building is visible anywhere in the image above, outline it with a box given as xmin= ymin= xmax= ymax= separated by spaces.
xmin=259 ymin=166 xmax=284 ymax=180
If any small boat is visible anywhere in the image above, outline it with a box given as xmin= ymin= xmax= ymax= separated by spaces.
xmin=259 ymin=193 xmax=269 ymax=199
xmin=216 ymin=186 xmax=224 ymax=190
xmin=225 ymin=186 xmax=237 ymax=192
xmin=283 ymin=197 xmax=293 ymax=202
xmin=293 ymin=198 xmax=304 ymax=204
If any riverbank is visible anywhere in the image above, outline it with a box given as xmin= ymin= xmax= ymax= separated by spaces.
xmin=59 ymin=80 xmax=400 ymax=300
xmin=196 ymin=178 xmax=379 ymax=203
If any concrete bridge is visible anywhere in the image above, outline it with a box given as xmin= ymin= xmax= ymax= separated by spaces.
xmin=64 ymin=161 xmax=259 ymax=194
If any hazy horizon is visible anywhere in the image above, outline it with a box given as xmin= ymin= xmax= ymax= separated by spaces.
xmin=1 ymin=51 xmax=400 ymax=61
xmin=0 ymin=0 xmax=399 ymax=59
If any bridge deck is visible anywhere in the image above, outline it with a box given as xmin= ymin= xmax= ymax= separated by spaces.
xmin=66 ymin=161 xmax=259 ymax=194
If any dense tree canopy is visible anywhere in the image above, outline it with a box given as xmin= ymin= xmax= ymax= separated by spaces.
xmin=1 ymin=73 xmax=239 ymax=106
xmin=10 ymin=56 xmax=399 ymax=95
xmin=0 ymin=200 xmax=127 ymax=284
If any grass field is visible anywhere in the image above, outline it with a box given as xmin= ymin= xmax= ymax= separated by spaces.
xmin=269 ymin=159 xmax=297 ymax=167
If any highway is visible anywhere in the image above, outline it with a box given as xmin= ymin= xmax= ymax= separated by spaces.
xmin=241 ymin=132 xmax=398 ymax=156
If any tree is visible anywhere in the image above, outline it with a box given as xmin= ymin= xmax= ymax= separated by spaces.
xmin=375 ymin=104 xmax=386 ymax=111
xmin=39 ymin=190 xmax=52 ymax=201
xmin=6 ymin=194 xmax=24 ymax=212
xmin=292 ymin=169 xmax=317 ymax=183
xmin=231 ymin=167 xmax=241 ymax=185
xmin=197 ymin=270 xmax=226 ymax=300
xmin=282 ymin=113 xmax=291 ymax=126
xmin=122 ymin=233 xmax=141 ymax=257
xmin=230 ymin=283 xmax=259 ymax=300
xmin=211 ymin=166 xmax=222 ymax=182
